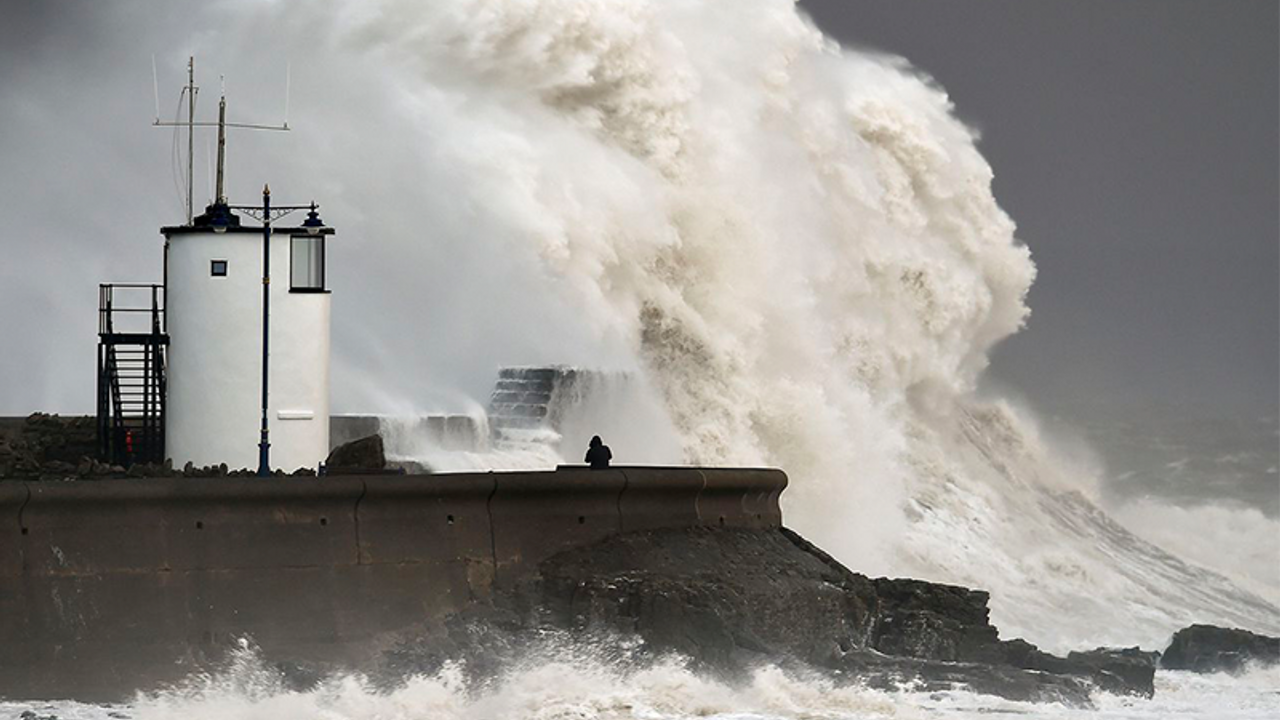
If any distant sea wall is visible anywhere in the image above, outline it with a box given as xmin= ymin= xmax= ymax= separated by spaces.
xmin=330 ymin=413 xmax=483 ymax=452
xmin=0 ymin=466 xmax=784 ymax=701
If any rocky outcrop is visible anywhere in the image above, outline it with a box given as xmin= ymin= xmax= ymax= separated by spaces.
xmin=324 ymin=434 xmax=387 ymax=474
xmin=1066 ymin=647 xmax=1159 ymax=697
xmin=0 ymin=414 xmax=324 ymax=480
xmin=1161 ymin=624 xmax=1280 ymax=673
xmin=0 ymin=414 xmax=100 ymax=480
xmin=379 ymin=526 xmax=1156 ymax=705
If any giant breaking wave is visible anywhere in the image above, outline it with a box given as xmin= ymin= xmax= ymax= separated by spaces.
xmin=240 ymin=0 xmax=1278 ymax=653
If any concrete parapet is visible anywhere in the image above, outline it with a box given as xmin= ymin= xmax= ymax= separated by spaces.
xmin=0 ymin=465 xmax=786 ymax=700
xmin=357 ymin=474 xmax=497 ymax=617
xmin=0 ymin=481 xmax=27 ymax=578
xmin=491 ymin=468 xmax=626 ymax=584
xmin=18 ymin=476 xmax=364 ymax=574
xmin=617 ymin=467 xmax=703 ymax=532
xmin=698 ymin=467 xmax=787 ymax=529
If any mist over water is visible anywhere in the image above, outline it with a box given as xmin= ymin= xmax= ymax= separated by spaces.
xmin=5 ymin=0 xmax=1276 ymax=713
xmin=7 ymin=645 xmax=1280 ymax=720
xmin=296 ymin=0 xmax=1277 ymax=652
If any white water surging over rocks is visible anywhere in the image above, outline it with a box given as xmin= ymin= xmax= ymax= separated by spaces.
xmin=293 ymin=0 xmax=1279 ymax=652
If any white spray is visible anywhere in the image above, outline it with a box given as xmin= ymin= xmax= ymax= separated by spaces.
xmin=259 ymin=0 xmax=1276 ymax=651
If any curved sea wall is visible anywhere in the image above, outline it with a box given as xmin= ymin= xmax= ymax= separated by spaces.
xmin=0 ymin=467 xmax=784 ymax=701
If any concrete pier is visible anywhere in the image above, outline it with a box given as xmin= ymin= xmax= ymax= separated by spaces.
xmin=0 ymin=466 xmax=785 ymax=700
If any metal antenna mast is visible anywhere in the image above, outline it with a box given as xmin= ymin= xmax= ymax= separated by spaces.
xmin=216 ymin=91 xmax=227 ymax=203
xmin=186 ymin=57 xmax=197 ymax=224
xmin=154 ymin=58 xmax=290 ymax=224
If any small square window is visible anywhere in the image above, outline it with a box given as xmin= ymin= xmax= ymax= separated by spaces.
xmin=211 ymin=260 xmax=228 ymax=277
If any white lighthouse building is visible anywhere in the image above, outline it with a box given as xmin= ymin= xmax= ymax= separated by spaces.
xmin=93 ymin=59 xmax=334 ymax=472
xmin=162 ymin=198 xmax=333 ymax=472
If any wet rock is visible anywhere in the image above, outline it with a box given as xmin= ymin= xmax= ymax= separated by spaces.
xmin=1161 ymin=624 xmax=1280 ymax=673
xmin=379 ymin=526 xmax=1150 ymax=706
xmin=325 ymin=434 xmax=386 ymax=474
xmin=868 ymin=577 xmax=999 ymax=662
xmin=388 ymin=459 xmax=430 ymax=474
xmin=1066 ymin=647 xmax=1159 ymax=697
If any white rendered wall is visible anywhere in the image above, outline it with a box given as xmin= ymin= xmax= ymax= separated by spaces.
xmin=165 ymin=229 xmax=330 ymax=471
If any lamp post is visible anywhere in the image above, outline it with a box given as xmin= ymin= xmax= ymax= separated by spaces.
xmin=257 ymin=184 xmax=272 ymax=477
xmin=225 ymin=193 xmax=326 ymax=477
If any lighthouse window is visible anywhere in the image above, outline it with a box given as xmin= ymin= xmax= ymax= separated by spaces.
xmin=210 ymin=260 xmax=228 ymax=277
xmin=290 ymin=235 xmax=325 ymax=290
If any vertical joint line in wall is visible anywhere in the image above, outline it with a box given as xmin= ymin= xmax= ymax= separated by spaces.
xmin=17 ymin=482 xmax=32 ymax=572
xmin=353 ymin=478 xmax=368 ymax=565
xmin=616 ymin=469 xmax=628 ymax=533
xmin=485 ymin=471 xmax=498 ymax=585
xmin=701 ymin=466 xmax=711 ymax=520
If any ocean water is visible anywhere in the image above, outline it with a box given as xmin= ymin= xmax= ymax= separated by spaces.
xmin=5 ymin=658 xmax=1279 ymax=720
xmin=7 ymin=0 xmax=1277 ymax=715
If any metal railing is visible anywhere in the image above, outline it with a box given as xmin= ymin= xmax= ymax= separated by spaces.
xmin=99 ymin=283 xmax=165 ymax=336
xmin=97 ymin=284 xmax=168 ymax=466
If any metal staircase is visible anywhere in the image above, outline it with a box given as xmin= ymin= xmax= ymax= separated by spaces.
xmin=97 ymin=284 xmax=168 ymax=466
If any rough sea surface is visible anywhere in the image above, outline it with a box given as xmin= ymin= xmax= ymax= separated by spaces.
xmin=5 ymin=0 xmax=1276 ymax=716
xmin=5 ymin=659 xmax=1279 ymax=720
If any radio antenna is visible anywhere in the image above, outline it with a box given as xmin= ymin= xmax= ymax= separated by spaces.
xmin=154 ymin=57 xmax=291 ymax=223
xmin=284 ymin=62 xmax=291 ymax=129
xmin=206 ymin=139 xmax=214 ymax=204
xmin=151 ymin=54 xmax=161 ymax=124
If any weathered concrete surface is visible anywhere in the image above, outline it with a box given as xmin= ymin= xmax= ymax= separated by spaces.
xmin=329 ymin=414 xmax=481 ymax=453
xmin=0 ymin=466 xmax=784 ymax=701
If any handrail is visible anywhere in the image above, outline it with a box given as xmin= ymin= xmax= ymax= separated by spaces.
xmin=99 ymin=284 xmax=166 ymax=336
xmin=97 ymin=282 xmax=168 ymax=465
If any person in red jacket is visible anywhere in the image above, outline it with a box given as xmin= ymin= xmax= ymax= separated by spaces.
xmin=584 ymin=435 xmax=612 ymax=469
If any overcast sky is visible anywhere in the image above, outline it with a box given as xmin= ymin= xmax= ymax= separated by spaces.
xmin=0 ymin=1 xmax=1275 ymax=422
xmin=800 ymin=0 xmax=1278 ymax=419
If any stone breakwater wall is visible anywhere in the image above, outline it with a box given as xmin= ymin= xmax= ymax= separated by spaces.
xmin=0 ymin=466 xmax=784 ymax=701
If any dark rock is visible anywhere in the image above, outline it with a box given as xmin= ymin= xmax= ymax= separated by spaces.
xmin=325 ymin=434 xmax=386 ymax=474
xmin=388 ymin=459 xmax=431 ymax=474
xmin=378 ymin=526 xmax=1149 ymax=706
xmin=868 ymin=577 xmax=999 ymax=662
xmin=1162 ymin=624 xmax=1280 ymax=673
xmin=44 ymin=460 xmax=77 ymax=477
xmin=1067 ymin=647 xmax=1159 ymax=697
